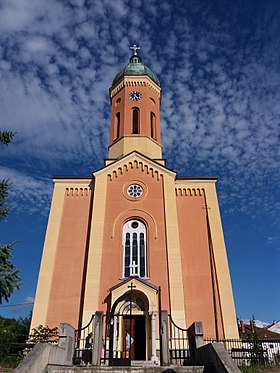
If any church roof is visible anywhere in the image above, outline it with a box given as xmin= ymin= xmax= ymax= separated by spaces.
xmin=112 ymin=51 xmax=160 ymax=87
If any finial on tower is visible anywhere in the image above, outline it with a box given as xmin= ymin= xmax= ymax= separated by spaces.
xmin=130 ymin=44 xmax=140 ymax=56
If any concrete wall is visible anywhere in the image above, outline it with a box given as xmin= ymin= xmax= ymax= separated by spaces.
xmin=14 ymin=323 xmax=75 ymax=373
xmin=197 ymin=343 xmax=241 ymax=373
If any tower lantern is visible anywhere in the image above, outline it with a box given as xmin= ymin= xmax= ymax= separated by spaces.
xmin=108 ymin=47 xmax=162 ymax=161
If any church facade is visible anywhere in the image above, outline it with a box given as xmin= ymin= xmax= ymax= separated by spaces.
xmin=31 ymin=47 xmax=239 ymax=361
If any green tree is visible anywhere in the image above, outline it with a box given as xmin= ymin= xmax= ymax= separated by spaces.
xmin=0 ymin=314 xmax=31 ymax=366
xmin=0 ymin=130 xmax=21 ymax=304
xmin=0 ymin=131 xmax=15 ymax=146
xmin=248 ymin=316 xmax=268 ymax=366
xmin=27 ymin=325 xmax=59 ymax=344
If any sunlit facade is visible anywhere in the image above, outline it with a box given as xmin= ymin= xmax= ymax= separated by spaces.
xmin=31 ymin=48 xmax=239 ymax=361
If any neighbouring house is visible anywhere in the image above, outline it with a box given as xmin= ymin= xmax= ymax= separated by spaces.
xmin=239 ymin=319 xmax=280 ymax=365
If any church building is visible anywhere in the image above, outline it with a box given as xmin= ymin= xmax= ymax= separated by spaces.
xmin=31 ymin=46 xmax=239 ymax=361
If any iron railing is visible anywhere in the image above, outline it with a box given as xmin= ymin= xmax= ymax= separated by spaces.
xmin=168 ymin=314 xmax=280 ymax=368
xmin=204 ymin=338 xmax=280 ymax=367
xmin=168 ymin=314 xmax=190 ymax=365
xmin=73 ymin=314 xmax=95 ymax=366
xmin=73 ymin=312 xmax=280 ymax=368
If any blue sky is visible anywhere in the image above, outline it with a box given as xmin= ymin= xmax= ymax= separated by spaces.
xmin=0 ymin=0 xmax=279 ymax=323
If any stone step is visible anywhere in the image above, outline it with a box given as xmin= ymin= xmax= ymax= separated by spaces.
xmin=131 ymin=360 xmax=157 ymax=367
xmin=47 ymin=364 xmax=206 ymax=373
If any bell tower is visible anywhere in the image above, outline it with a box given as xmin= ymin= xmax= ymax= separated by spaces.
xmin=31 ymin=44 xmax=239 ymax=346
xmin=108 ymin=45 xmax=162 ymax=160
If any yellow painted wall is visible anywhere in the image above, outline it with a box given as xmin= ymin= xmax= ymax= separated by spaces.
xmin=31 ymin=178 xmax=91 ymax=330
xmin=175 ymin=179 xmax=239 ymax=339
xmin=108 ymin=136 xmax=162 ymax=159
xmin=81 ymin=172 xmax=108 ymax=325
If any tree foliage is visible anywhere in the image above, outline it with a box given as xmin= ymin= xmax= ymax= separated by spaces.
xmin=0 ymin=179 xmax=11 ymax=221
xmin=0 ymin=129 xmax=14 ymax=221
xmin=0 ymin=314 xmax=31 ymax=364
xmin=0 ymin=129 xmax=21 ymax=304
xmin=0 ymin=243 xmax=21 ymax=304
xmin=0 ymin=314 xmax=31 ymax=342
xmin=0 ymin=130 xmax=15 ymax=146
xmin=27 ymin=325 xmax=59 ymax=344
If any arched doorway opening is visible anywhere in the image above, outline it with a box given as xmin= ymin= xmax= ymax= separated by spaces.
xmin=109 ymin=291 xmax=148 ymax=365
xmin=117 ymin=292 xmax=147 ymax=360
xmin=108 ymin=278 xmax=159 ymax=366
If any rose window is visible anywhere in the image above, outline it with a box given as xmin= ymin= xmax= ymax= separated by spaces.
xmin=127 ymin=184 xmax=143 ymax=198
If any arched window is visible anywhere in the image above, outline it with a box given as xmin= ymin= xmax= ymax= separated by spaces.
xmin=132 ymin=108 xmax=139 ymax=134
xmin=115 ymin=112 xmax=120 ymax=139
xmin=123 ymin=220 xmax=147 ymax=278
xmin=150 ymin=112 xmax=156 ymax=139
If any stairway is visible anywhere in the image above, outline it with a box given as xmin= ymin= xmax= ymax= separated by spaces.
xmin=47 ymin=364 xmax=206 ymax=372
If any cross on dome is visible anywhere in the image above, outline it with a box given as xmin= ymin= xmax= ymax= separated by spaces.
xmin=130 ymin=44 xmax=140 ymax=55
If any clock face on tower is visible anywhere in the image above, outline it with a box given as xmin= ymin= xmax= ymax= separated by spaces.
xmin=128 ymin=91 xmax=142 ymax=101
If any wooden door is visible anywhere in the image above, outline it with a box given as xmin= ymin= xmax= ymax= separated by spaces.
xmin=123 ymin=316 xmax=146 ymax=360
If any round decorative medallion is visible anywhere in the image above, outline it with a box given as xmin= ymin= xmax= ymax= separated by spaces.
xmin=127 ymin=184 xmax=143 ymax=198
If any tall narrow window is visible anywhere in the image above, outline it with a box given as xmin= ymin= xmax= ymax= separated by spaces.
xmin=140 ymin=233 xmax=145 ymax=277
xmin=132 ymin=108 xmax=139 ymax=134
xmin=115 ymin=112 xmax=120 ymax=139
xmin=150 ymin=112 xmax=156 ymax=139
xmin=123 ymin=220 xmax=147 ymax=278
xmin=124 ymin=233 xmax=130 ymax=278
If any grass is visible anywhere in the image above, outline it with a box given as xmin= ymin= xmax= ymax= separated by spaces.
xmin=0 ymin=367 xmax=13 ymax=373
xmin=0 ymin=355 xmax=23 ymax=372
xmin=240 ymin=366 xmax=280 ymax=373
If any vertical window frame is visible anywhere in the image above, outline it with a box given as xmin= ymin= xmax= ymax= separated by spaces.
xmin=122 ymin=220 xmax=147 ymax=278
xmin=115 ymin=112 xmax=120 ymax=140
xmin=150 ymin=112 xmax=156 ymax=140
xmin=132 ymin=108 xmax=140 ymax=134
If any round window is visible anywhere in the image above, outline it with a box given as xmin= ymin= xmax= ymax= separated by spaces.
xmin=127 ymin=184 xmax=143 ymax=198
xmin=131 ymin=221 xmax=139 ymax=229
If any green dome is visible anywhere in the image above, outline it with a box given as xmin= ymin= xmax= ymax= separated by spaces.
xmin=112 ymin=54 xmax=160 ymax=87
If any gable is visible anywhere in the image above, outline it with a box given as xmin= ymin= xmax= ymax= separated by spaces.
xmin=93 ymin=152 xmax=176 ymax=181
xmin=110 ymin=277 xmax=159 ymax=310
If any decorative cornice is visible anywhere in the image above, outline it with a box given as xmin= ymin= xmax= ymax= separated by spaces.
xmin=65 ymin=187 xmax=90 ymax=197
xmin=176 ymin=176 xmax=218 ymax=182
xmin=94 ymin=151 xmax=176 ymax=178
xmin=175 ymin=187 xmax=204 ymax=197
xmin=110 ymin=76 xmax=161 ymax=99
xmin=107 ymin=159 xmax=163 ymax=182
xmin=53 ymin=176 xmax=92 ymax=179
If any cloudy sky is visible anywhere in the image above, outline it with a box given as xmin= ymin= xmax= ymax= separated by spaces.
xmin=0 ymin=0 xmax=279 ymax=323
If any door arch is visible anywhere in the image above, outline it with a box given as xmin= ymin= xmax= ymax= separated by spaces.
xmin=108 ymin=290 xmax=148 ymax=365
xmin=108 ymin=278 xmax=160 ymax=366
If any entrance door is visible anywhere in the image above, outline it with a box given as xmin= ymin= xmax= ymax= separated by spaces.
xmin=123 ymin=316 xmax=146 ymax=360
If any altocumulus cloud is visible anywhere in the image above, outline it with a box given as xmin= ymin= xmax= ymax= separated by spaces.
xmin=0 ymin=0 xmax=279 ymax=223
xmin=0 ymin=166 xmax=52 ymax=216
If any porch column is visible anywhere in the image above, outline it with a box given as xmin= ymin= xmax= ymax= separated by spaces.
xmin=117 ymin=315 xmax=123 ymax=357
xmin=149 ymin=310 xmax=159 ymax=365
xmin=113 ymin=315 xmax=117 ymax=355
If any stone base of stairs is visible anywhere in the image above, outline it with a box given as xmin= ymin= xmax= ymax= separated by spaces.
xmin=47 ymin=364 xmax=206 ymax=373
